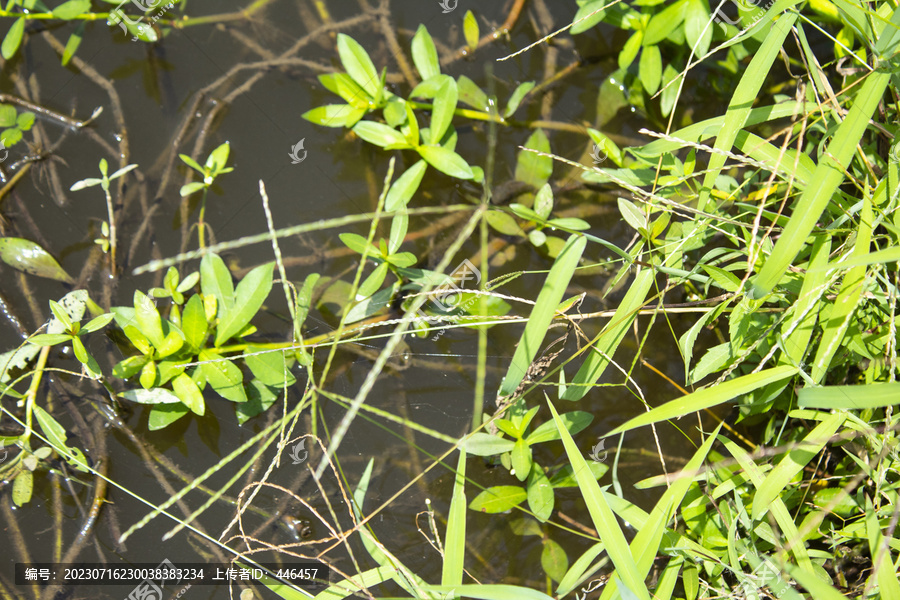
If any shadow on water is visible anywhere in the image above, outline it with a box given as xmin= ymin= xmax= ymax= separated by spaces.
xmin=0 ymin=1 xmax=712 ymax=598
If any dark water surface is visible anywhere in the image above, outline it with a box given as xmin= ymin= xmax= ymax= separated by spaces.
xmin=0 ymin=2 xmax=708 ymax=598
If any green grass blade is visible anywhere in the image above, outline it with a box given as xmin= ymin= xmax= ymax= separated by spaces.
xmin=499 ymin=234 xmax=586 ymax=397
xmin=561 ymin=268 xmax=654 ymax=401
xmin=607 ymin=366 xmax=798 ymax=436
xmin=751 ymin=412 xmax=844 ymax=520
xmin=547 ymin=397 xmax=650 ymax=600
xmin=784 ymin=563 xmax=849 ymax=600
xmin=798 ymin=382 xmax=900 ymax=409
xmin=865 ymin=495 xmax=900 ymax=600
xmin=597 ymin=424 xmax=723 ymax=600
xmin=311 ymin=566 xmax=398 ymax=600
xmin=809 ymin=197 xmax=873 ymax=382
xmin=425 ymin=584 xmax=554 ymax=600
xmin=442 ymin=448 xmax=467 ymax=587
xmin=696 ymin=11 xmax=798 ymax=212
xmin=720 ymin=438 xmax=813 ymax=571
xmin=750 ymin=68 xmax=891 ymax=297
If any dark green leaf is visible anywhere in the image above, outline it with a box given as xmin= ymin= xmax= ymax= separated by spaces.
xmin=525 ymin=411 xmax=593 ymax=445
xmin=515 ymin=129 xmax=552 ymax=188
xmin=468 ymin=485 xmax=527 ymax=513
xmin=199 ymin=349 xmax=246 ymax=403
xmin=181 ymin=294 xmax=208 ymax=349
xmin=33 ymin=404 xmax=89 ymax=471
xmin=148 ymin=403 xmax=190 ymax=431
xmin=430 ymin=77 xmax=458 ymax=144
xmin=571 ymin=0 xmax=607 ymax=34
xmin=214 ymin=262 xmax=273 ymax=346
xmin=61 ymin=22 xmax=84 ymax=65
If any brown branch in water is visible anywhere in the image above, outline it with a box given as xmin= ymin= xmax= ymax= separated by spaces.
xmin=378 ymin=2 xmax=417 ymax=88
xmin=445 ymin=0 xmax=528 ymax=65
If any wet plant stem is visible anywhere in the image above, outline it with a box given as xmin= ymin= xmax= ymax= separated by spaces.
xmin=198 ymin=188 xmax=208 ymax=250
xmin=22 ymin=345 xmax=50 ymax=444
xmin=101 ymin=184 xmax=118 ymax=274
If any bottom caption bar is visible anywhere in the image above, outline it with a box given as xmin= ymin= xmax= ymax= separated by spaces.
xmin=15 ymin=561 xmax=330 ymax=587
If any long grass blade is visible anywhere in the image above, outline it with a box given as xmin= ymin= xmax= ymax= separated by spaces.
xmin=547 ymin=397 xmax=651 ymax=600
xmin=442 ymin=448 xmax=467 ymax=587
xmin=499 ymin=234 xmax=586 ymax=397
xmin=696 ymin=12 xmax=798 ymax=212
xmin=607 ymin=366 xmax=797 ymax=436
xmin=798 ymin=382 xmax=900 ymax=408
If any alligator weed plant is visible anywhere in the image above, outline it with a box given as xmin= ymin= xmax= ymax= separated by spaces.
xmin=2 ymin=3 xmax=900 ymax=600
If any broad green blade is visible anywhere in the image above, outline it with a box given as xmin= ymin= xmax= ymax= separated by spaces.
xmin=547 ymin=397 xmax=650 ymax=600
xmin=798 ymin=382 xmax=900 ymax=409
xmin=499 ymin=234 xmax=586 ymax=397
xmin=442 ymin=448 xmax=467 ymax=587
xmin=607 ymin=366 xmax=797 ymax=435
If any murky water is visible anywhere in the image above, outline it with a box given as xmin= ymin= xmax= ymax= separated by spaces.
xmin=0 ymin=1 xmax=707 ymax=598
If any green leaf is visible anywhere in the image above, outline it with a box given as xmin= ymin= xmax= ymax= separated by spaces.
xmin=319 ymin=72 xmax=371 ymax=107
xmin=639 ymin=45 xmax=662 ymax=95
xmin=608 ymin=365 xmax=799 ymax=435
xmin=337 ymin=33 xmax=380 ymax=97
xmin=244 ymin=347 xmax=296 ymax=387
xmin=617 ymin=198 xmax=646 ymax=232
xmin=214 ymin=262 xmax=273 ymax=346
xmin=798 ymin=382 xmax=900 ymax=409
xmin=469 ymin=485 xmax=527 ymax=513
xmin=525 ymin=411 xmax=593 ymax=445
xmin=463 ymin=10 xmax=479 ymax=48
xmin=643 ymin=0 xmax=687 ymax=45
xmin=49 ymin=299 xmax=74 ymax=330
xmin=198 ymin=349 xmax=246 ymax=403
xmin=172 ymin=372 xmax=205 ymax=415
xmin=549 ymin=461 xmax=608 ymax=487
xmin=0 ymin=237 xmax=73 ymax=283
xmin=515 ymin=129 xmax=552 ymax=189
xmin=411 ymin=25 xmax=440 ymax=81
xmin=181 ymin=294 xmax=208 ymax=349
xmin=52 ymin=0 xmax=90 ymax=19
xmin=357 ymin=261 xmax=389 ymax=299
xmin=571 ymin=0 xmax=607 ymax=34
xmin=339 ymin=232 xmax=380 ymax=257
xmin=684 ymin=0 xmax=712 ymax=56
xmin=82 ymin=312 xmax=114 ymax=333
xmin=541 ymin=539 xmax=569 ymax=583
xmin=533 ymin=184 xmax=554 ymax=220
xmin=133 ymin=290 xmax=165 ymax=349
xmin=527 ymin=466 xmax=554 ymax=522
xmin=200 ymin=253 xmax=234 ymax=314
xmin=148 ymin=403 xmax=190 ymax=431
xmin=28 ymin=333 xmax=72 ymax=346
xmin=61 ymin=21 xmax=84 ymax=66
xmin=417 ymin=145 xmax=473 ymax=179
xmin=12 ymin=469 xmax=32 ymax=507
xmin=457 ymin=75 xmax=489 ymax=110
xmin=430 ymin=77 xmax=458 ymax=144
xmin=0 ymin=105 xmax=16 ymax=128
xmin=205 ymin=141 xmax=230 ymax=173
xmin=121 ymin=387 xmax=183 ymax=404
xmin=462 ymin=432 xmax=516 ymax=456
xmin=179 ymin=182 xmax=205 ymax=197
xmin=511 ymin=438 xmax=532 ymax=481
xmin=504 ymin=81 xmax=535 ymax=118
xmin=499 ymin=235 xmax=585 ymax=397
xmin=2 ymin=18 xmax=25 ymax=61
xmin=352 ymin=121 xmax=410 ymax=149
xmin=33 ymin=404 xmax=89 ymax=471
